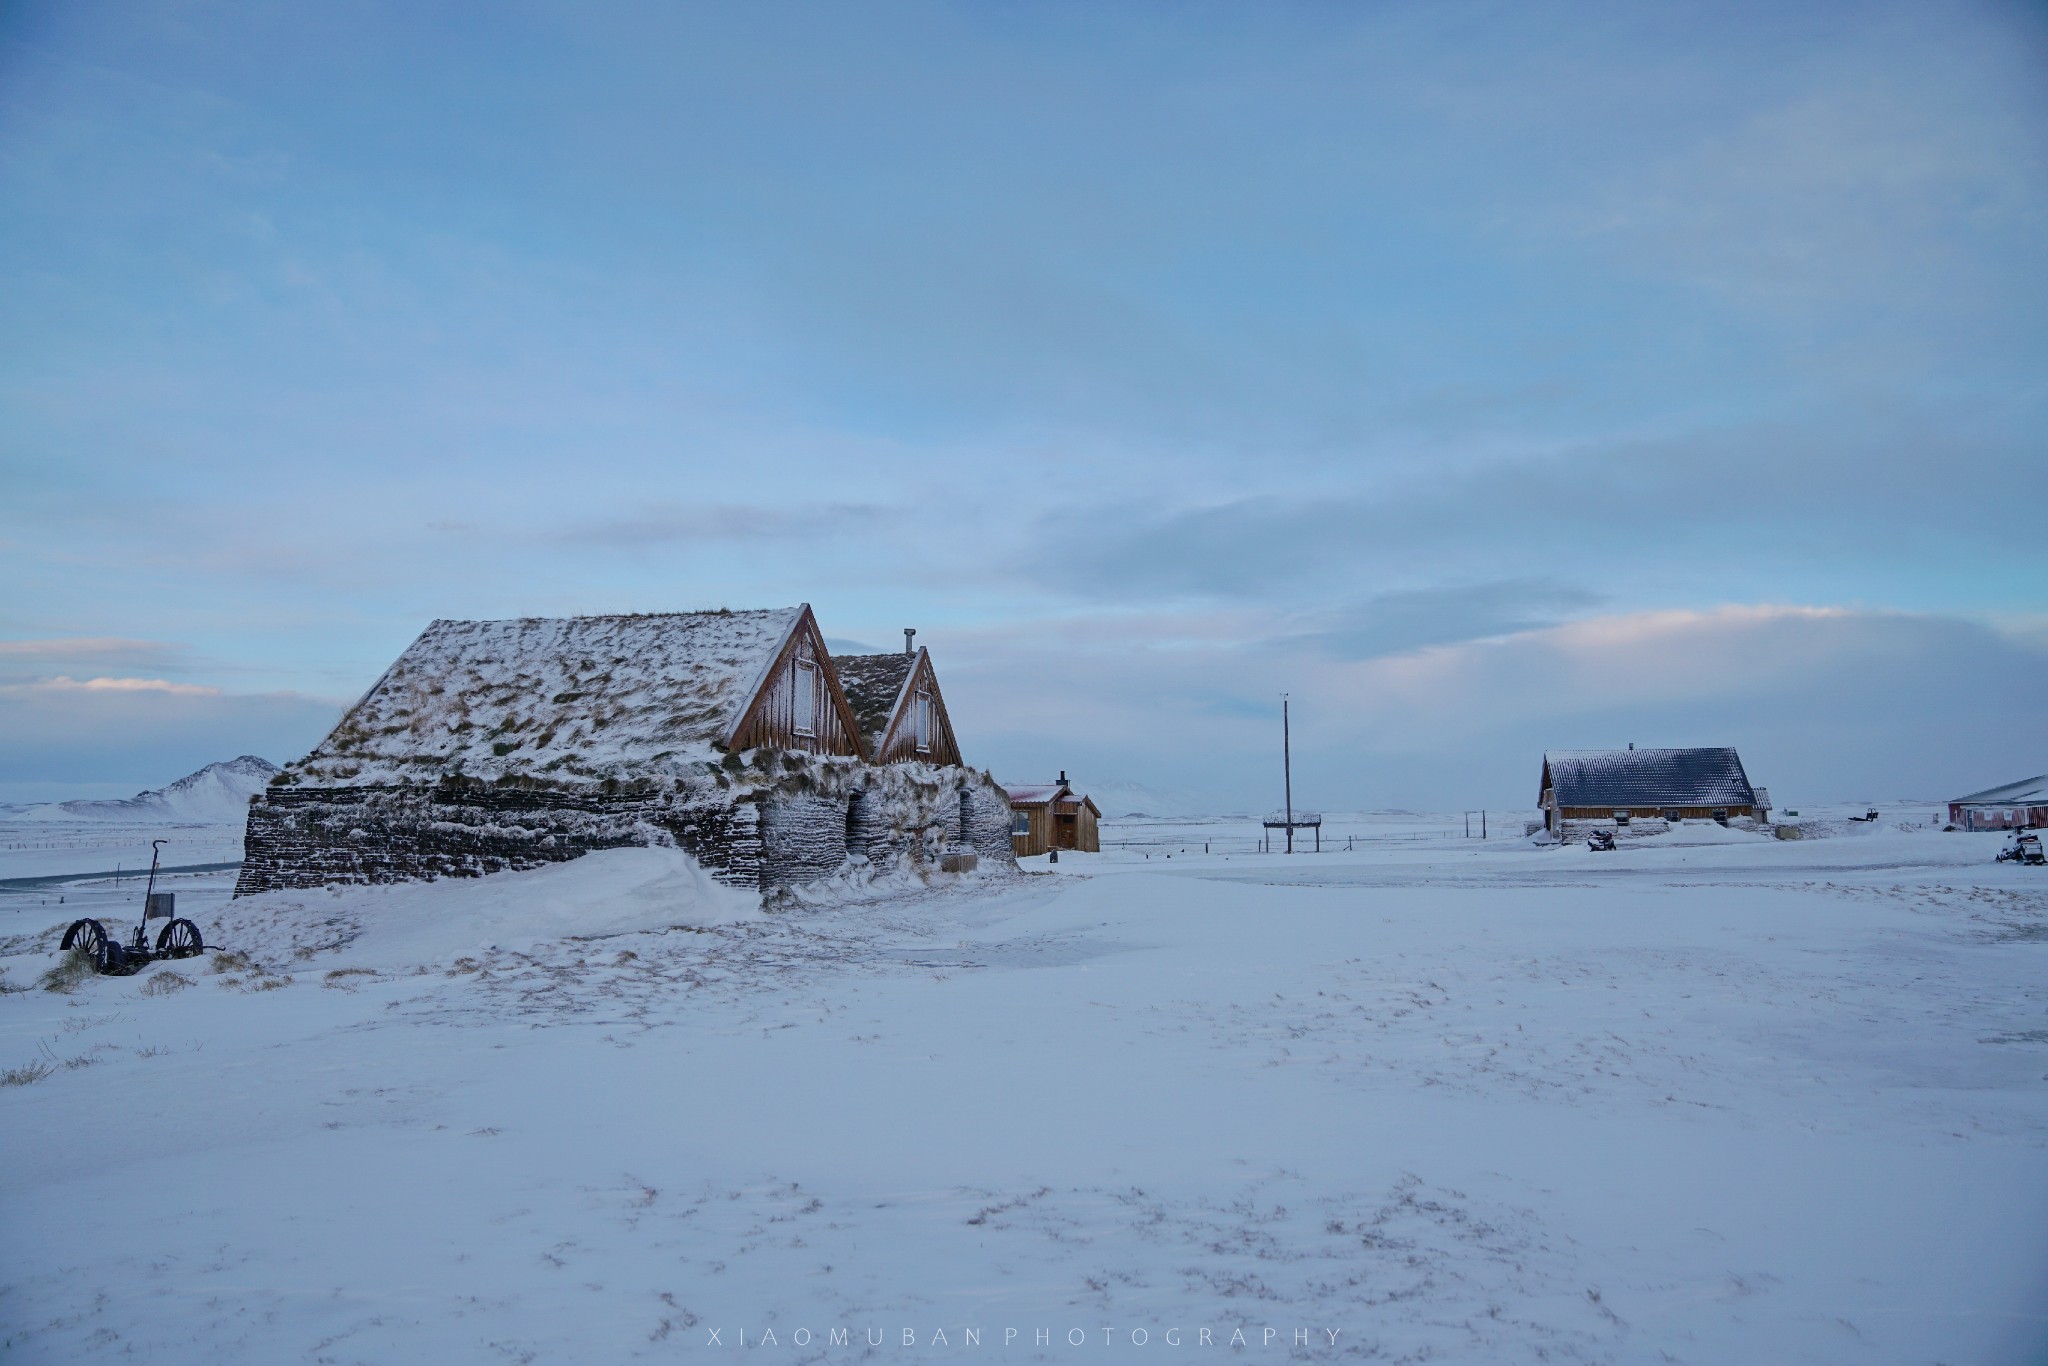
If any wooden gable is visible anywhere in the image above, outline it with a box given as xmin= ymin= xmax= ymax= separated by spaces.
xmin=723 ymin=605 xmax=866 ymax=759
xmin=869 ymin=648 xmax=963 ymax=766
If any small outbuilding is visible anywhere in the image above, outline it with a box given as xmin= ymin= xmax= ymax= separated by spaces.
xmin=1948 ymin=774 xmax=2048 ymax=831
xmin=1004 ymin=772 xmax=1101 ymax=856
xmin=1538 ymin=747 xmax=1762 ymax=834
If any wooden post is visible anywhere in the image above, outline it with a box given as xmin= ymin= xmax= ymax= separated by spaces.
xmin=1283 ymin=695 xmax=1293 ymax=855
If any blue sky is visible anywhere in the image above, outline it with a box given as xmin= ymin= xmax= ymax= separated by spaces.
xmin=2 ymin=1 xmax=2044 ymax=809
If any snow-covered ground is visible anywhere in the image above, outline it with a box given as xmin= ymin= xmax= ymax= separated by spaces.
xmin=0 ymin=757 xmax=275 ymax=882
xmin=2 ymin=814 xmax=2044 ymax=1363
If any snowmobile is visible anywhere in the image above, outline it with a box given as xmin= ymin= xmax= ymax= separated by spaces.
xmin=1996 ymin=830 xmax=2045 ymax=866
xmin=1848 ymin=809 xmax=1881 ymax=823
xmin=58 ymin=840 xmax=208 ymax=975
xmin=1586 ymin=829 xmax=1617 ymax=852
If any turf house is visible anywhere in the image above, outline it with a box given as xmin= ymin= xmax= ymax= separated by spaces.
xmin=235 ymin=606 xmax=1017 ymax=898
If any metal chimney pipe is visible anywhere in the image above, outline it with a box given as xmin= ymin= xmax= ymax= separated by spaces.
xmin=904 ymin=627 xmax=916 ymax=657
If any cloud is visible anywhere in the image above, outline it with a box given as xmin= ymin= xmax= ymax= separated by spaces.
xmin=0 ymin=637 xmax=194 ymax=684
xmin=1027 ymin=408 xmax=2044 ymax=609
xmin=935 ymin=603 xmax=2048 ymax=810
xmin=31 ymin=675 xmax=222 ymax=696
xmin=1284 ymin=581 xmax=1604 ymax=660
xmin=554 ymin=502 xmax=901 ymax=547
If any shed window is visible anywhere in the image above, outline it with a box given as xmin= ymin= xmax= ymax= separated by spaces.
xmin=793 ymin=660 xmax=817 ymax=736
xmin=1011 ymin=810 xmax=1030 ymax=836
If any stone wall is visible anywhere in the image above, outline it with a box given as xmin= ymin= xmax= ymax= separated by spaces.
xmin=236 ymin=761 xmax=1018 ymax=898
xmin=757 ymin=790 xmax=853 ymax=887
xmin=235 ymin=783 xmax=762 ymax=896
xmin=960 ymin=778 xmax=1018 ymax=864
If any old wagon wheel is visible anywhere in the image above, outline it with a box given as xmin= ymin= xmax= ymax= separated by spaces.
xmin=60 ymin=918 xmax=107 ymax=957
xmin=156 ymin=918 xmax=204 ymax=958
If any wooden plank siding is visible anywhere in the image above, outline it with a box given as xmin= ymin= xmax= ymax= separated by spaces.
xmin=726 ymin=609 xmax=865 ymax=758
xmin=1055 ymin=797 xmax=1100 ymax=852
xmin=869 ymin=650 xmax=963 ymax=767
xmin=1007 ymin=785 xmax=1101 ymax=856
xmin=1010 ymin=805 xmax=1052 ymax=858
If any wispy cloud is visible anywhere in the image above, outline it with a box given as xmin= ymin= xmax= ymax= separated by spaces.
xmin=23 ymin=675 xmax=222 ymax=696
xmin=1282 ymin=582 xmax=1605 ymax=660
xmin=552 ymin=502 xmax=899 ymax=547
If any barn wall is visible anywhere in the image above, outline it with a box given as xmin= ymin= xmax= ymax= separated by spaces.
xmin=1559 ymin=805 xmax=1754 ymax=820
xmin=1951 ymin=802 xmax=2048 ymax=830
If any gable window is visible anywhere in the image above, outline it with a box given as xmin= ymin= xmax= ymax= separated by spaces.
xmin=913 ymin=688 xmax=933 ymax=754
xmin=793 ymin=659 xmax=817 ymax=737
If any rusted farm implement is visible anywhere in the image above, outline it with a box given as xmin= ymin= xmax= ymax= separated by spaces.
xmin=59 ymin=840 xmax=208 ymax=975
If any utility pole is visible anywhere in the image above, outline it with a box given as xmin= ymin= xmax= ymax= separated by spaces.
xmin=1283 ymin=695 xmax=1293 ymax=855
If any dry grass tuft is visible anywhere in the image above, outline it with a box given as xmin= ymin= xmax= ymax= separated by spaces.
xmin=323 ymin=967 xmax=379 ymax=990
xmin=39 ymin=952 xmax=95 ymax=994
xmin=1 ymin=1059 xmax=56 ymax=1088
xmin=140 ymin=971 xmax=194 ymax=997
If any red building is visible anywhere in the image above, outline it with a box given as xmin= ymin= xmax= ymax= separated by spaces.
xmin=1948 ymin=774 xmax=2048 ymax=830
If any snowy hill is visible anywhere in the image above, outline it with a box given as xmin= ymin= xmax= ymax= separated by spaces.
xmin=22 ymin=756 xmax=280 ymax=825
xmin=1072 ymin=777 xmax=1215 ymax=818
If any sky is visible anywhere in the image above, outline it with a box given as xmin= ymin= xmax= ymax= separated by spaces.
xmin=2 ymin=0 xmax=2044 ymax=811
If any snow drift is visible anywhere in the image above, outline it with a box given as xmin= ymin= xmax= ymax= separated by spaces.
xmin=217 ymin=846 xmax=761 ymax=970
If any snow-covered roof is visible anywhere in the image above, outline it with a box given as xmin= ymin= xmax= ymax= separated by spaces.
xmin=834 ymin=652 xmax=915 ymax=756
xmin=1004 ymin=783 xmax=1065 ymax=807
xmin=292 ymin=608 xmax=805 ymax=787
xmin=1951 ymin=773 xmax=2048 ymax=806
xmin=1542 ymin=748 xmax=1757 ymax=809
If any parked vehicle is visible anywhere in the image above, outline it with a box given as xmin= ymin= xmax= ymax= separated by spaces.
xmin=1587 ymin=829 xmax=1617 ymax=852
xmin=1996 ymin=830 xmax=2045 ymax=866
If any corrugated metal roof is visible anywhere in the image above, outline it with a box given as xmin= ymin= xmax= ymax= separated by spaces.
xmin=1951 ymin=773 xmax=2048 ymax=806
xmin=1542 ymin=747 xmax=1757 ymax=809
xmin=1004 ymin=783 xmax=1064 ymax=806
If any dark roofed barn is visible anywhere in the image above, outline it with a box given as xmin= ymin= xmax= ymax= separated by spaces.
xmin=1539 ymin=747 xmax=1761 ymax=834
xmin=1947 ymin=774 xmax=2048 ymax=831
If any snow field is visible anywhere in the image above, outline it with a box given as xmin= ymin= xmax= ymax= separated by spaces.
xmin=0 ymin=822 xmax=2044 ymax=1363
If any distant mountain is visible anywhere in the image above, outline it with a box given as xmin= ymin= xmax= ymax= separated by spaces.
xmin=22 ymin=756 xmax=280 ymax=825
xmin=1077 ymin=778 xmax=1216 ymax=819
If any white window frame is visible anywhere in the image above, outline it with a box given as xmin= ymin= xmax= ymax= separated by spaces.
xmin=1011 ymin=810 xmax=1031 ymax=836
xmin=792 ymin=659 xmax=817 ymax=737
xmin=914 ymin=688 xmax=933 ymax=755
